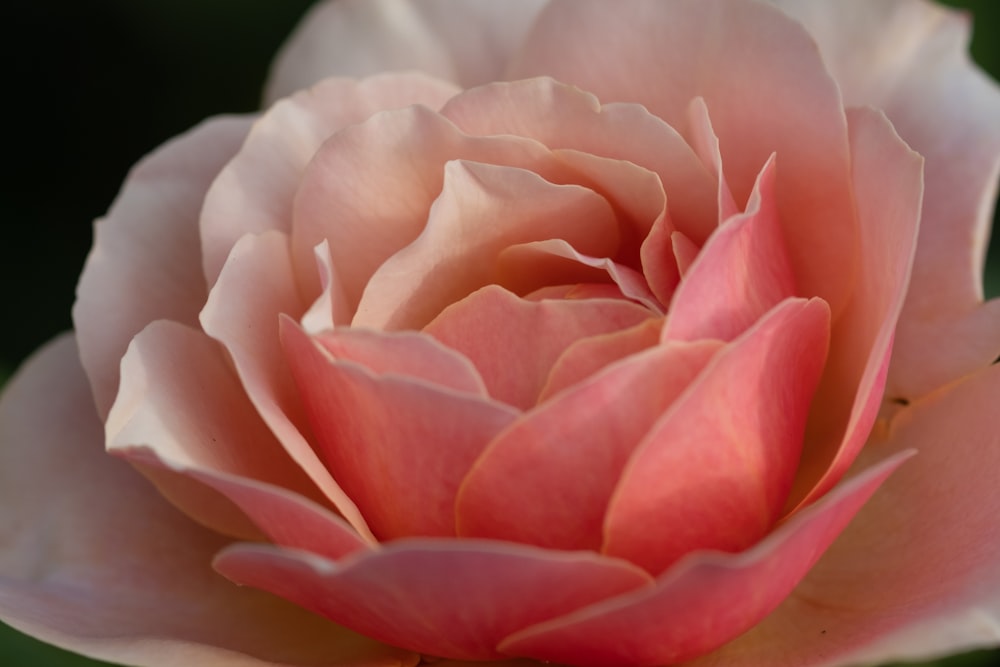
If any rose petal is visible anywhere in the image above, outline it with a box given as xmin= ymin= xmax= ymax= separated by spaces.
xmin=424 ymin=285 xmax=652 ymax=409
xmin=771 ymin=0 xmax=1000 ymax=397
xmin=201 ymin=73 xmax=459 ymax=287
xmin=201 ymin=231 xmax=377 ymax=541
xmin=214 ymin=538 xmax=653 ymax=661
xmin=692 ymin=363 xmax=1000 ymax=667
xmin=0 ymin=336 xmax=408 ymax=667
xmin=73 ymin=116 xmax=251 ymax=418
xmin=662 ymin=155 xmax=796 ymax=343
xmin=788 ymin=107 xmax=923 ymax=510
xmin=300 ymin=239 xmax=352 ymax=332
xmin=510 ymin=0 xmax=857 ymax=316
xmin=456 ymin=339 xmax=719 ymax=550
xmin=604 ymin=298 xmax=830 ymax=574
xmin=498 ymin=451 xmax=910 ymax=666
xmin=686 ymin=96 xmax=739 ymax=223
xmin=282 ymin=319 xmax=519 ymax=539
xmin=265 ymin=0 xmax=546 ymax=101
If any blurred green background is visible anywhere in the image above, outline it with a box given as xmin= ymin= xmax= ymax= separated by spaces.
xmin=0 ymin=1 xmax=998 ymax=666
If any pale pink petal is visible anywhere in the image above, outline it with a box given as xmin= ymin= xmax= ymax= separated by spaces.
xmin=201 ymin=73 xmax=459 ymax=287
xmin=540 ymin=318 xmax=664 ymax=401
xmin=312 ymin=326 xmax=488 ymax=395
xmin=771 ymin=0 xmax=1000 ymax=396
xmin=353 ymin=160 xmax=621 ymax=331
xmin=662 ymin=156 xmax=796 ymax=343
xmin=456 ymin=340 xmax=719 ymax=550
xmin=510 ymin=0 xmax=857 ymax=316
xmin=497 ymin=452 xmax=910 ymax=666
xmin=282 ymin=320 xmax=519 ymax=539
xmin=291 ymin=105 xmax=563 ymax=308
xmin=691 ymin=363 xmax=1000 ymax=667
xmin=787 ymin=108 xmax=923 ymax=510
xmin=300 ymin=239 xmax=352 ymax=332
xmin=265 ymin=0 xmax=546 ymax=102
xmin=424 ymin=285 xmax=652 ymax=409
xmin=106 ymin=319 xmax=368 ymax=560
xmin=605 ymin=298 xmax=830 ymax=574
xmin=440 ymin=77 xmax=717 ymax=242
xmin=686 ymin=97 xmax=739 ymax=223
xmin=214 ymin=538 xmax=653 ymax=661
xmin=0 ymin=336 xmax=409 ymax=667
xmin=73 ymin=116 xmax=251 ymax=418
xmin=200 ymin=231 xmax=376 ymax=541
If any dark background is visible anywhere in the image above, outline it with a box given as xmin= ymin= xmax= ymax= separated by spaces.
xmin=1 ymin=2 xmax=998 ymax=666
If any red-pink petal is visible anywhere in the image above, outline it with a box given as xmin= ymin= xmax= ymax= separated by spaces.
xmin=498 ymin=451 xmax=910 ymax=666
xmin=214 ymin=538 xmax=653 ymax=661
xmin=282 ymin=320 xmax=519 ymax=539
xmin=510 ymin=0 xmax=857 ymax=316
xmin=604 ymin=298 xmax=830 ymax=573
xmin=73 ymin=116 xmax=250 ymax=418
xmin=200 ymin=231 xmax=376 ymax=541
xmin=456 ymin=340 xmax=719 ymax=550
xmin=201 ymin=73 xmax=459 ymax=287
xmin=788 ymin=107 xmax=923 ymax=510
xmin=662 ymin=156 xmax=795 ymax=343
xmin=265 ymin=0 xmax=546 ymax=101
xmin=353 ymin=160 xmax=621 ymax=331
xmin=424 ymin=285 xmax=652 ymax=409
xmin=0 ymin=336 xmax=408 ymax=667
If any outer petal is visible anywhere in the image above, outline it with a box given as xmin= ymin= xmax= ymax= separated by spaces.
xmin=215 ymin=538 xmax=653 ymax=662
xmin=510 ymin=0 xmax=858 ymax=316
xmin=770 ymin=0 xmax=1000 ymax=397
xmin=691 ymin=363 xmax=1000 ymax=667
xmin=265 ymin=0 xmax=546 ymax=102
xmin=498 ymin=451 xmax=909 ymax=667
xmin=0 ymin=336 xmax=410 ymax=667
xmin=73 ymin=116 xmax=251 ymax=418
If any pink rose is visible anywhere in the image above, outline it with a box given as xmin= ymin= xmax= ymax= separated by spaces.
xmin=2 ymin=1 xmax=999 ymax=666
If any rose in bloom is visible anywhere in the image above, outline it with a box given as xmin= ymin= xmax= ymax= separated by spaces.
xmin=2 ymin=0 xmax=999 ymax=666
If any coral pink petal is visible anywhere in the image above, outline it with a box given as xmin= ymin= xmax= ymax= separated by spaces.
xmin=457 ymin=340 xmax=719 ymax=550
xmin=441 ymin=78 xmax=717 ymax=242
xmin=693 ymin=364 xmax=1000 ymax=667
xmin=672 ymin=231 xmax=700 ymax=277
xmin=788 ymin=108 xmax=923 ymax=510
xmin=291 ymin=105 xmax=565 ymax=308
xmin=73 ymin=116 xmax=250 ymax=418
xmin=497 ymin=239 xmax=662 ymax=313
xmin=0 ymin=336 xmax=410 ymax=667
xmin=663 ymin=156 xmax=796 ymax=343
xmin=313 ymin=326 xmax=488 ymax=396
xmin=540 ymin=318 xmax=664 ymax=401
xmin=281 ymin=320 xmax=519 ymax=540
xmin=105 ymin=319 xmax=367 ymax=560
xmin=214 ymin=538 xmax=653 ymax=662
xmin=354 ymin=160 xmax=621 ymax=331
xmin=772 ymin=0 xmax=1000 ymax=399
xmin=510 ymin=0 xmax=857 ymax=316
xmin=201 ymin=231 xmax=375 ymax=541
xmin=605 ymin=298 xmax=830 ymax=574
xmin=265 ymin=0 xmax=545 ymax=101
xmin=424 ymin=285 xmax=653 ymax=409
xmin=498 ymin=451 xmax=910 ymax=667
xmin=200 ymin=73 xmax=459 ymax=287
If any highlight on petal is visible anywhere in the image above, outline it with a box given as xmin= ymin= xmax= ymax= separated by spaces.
xmin=424 ymin=285 xmax=652 ymax=409
xmin=266 ymin=0 xmax=546 ymax=101
xmin=498 ymin=451 xmax=910 ymax=667
xmin=456 ymin=339 xmax=719 ymax=551
xmin=73 ymin=116 xmax=251 ymax=418
xmin=695 ymin=363 xmax=1000 ymax=667
xmin=604 ymin=298 xmax=830 ymax=574
xmin=215 ymin=538 xmax=653 ymax=662
xmin=201 ymin=73 xmax=459 ymax=288
xmin=282 ymin=319 xmax=519 ymax=539
xmin=511 ymin=0 xmax=858 ymax=315
xmin=0 ymin=336 xmax=409 ymax=667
